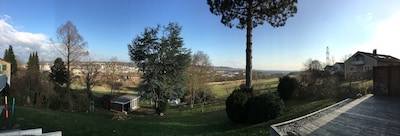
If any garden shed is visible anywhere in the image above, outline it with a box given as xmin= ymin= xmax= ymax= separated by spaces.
xmin=110 ymin=94 xmax=140 ymax=112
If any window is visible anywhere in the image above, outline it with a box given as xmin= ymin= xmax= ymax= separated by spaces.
xmin=350 ymin=66 xmax=356 ymax=72
xmin=363 ymin=65 xmax=371 ymax=72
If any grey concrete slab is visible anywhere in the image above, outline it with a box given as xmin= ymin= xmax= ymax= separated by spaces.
xmin=299 ymin=94 xmax=400 ymax=136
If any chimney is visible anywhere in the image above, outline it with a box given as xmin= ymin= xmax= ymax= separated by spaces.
xmin=373 ymin=49 xmax=377 ymax=55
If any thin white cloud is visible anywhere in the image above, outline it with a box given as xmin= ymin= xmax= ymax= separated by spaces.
xmin=1 ymin=15 xmax=11 ymax=21
xmin=0 ymin=15 xmax=60 ymax=62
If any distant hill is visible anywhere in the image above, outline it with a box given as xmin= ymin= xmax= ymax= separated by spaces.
xmin=212 ymin=66 xmax=296 ymax=74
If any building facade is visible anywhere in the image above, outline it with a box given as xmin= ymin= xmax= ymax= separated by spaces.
xmin=344 ymin=49 xmax=400 ymax=80
xmin=0 ymin=58 xmax=11 ymax=86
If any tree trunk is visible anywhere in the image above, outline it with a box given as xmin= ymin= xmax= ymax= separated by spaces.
xmin=245 ymin=2 xmax=253 ymax=88
xmin=201 ymin=98 xmax=206 ymax=113
xmin=66 ymin=51 xmax=71 ymax=95
xmin=191 ymin=88 xmax=195 ymax=109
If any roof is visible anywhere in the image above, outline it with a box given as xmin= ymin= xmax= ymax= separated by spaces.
xmin=356 ymin=51 xmax=400 ymax=63
xmin=110 ymin=94 xmax=140 ymax=105
xmin=0 ymin=58 xmax=10 ymax=63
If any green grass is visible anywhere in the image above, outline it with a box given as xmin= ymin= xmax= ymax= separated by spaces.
xmin=0 ymin=78 xmax=340 ymax=135
xmin=0 ymin=98 xmax=338 ymax=135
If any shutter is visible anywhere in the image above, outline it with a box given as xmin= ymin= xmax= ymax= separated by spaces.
xmin=2 ymin=64 xmax=6 ymax=71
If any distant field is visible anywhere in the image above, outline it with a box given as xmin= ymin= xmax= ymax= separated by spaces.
xmin=211 ymin=78 xmax=279 ymax=98
xmin=86 ymin=78 xmax=279 ymax=98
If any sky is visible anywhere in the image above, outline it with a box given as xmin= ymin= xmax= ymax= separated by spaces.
xmin=1 ymin=0 xmax=400 ymax=71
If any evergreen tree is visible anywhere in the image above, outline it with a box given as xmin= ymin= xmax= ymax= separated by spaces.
xmin=3 ymin=45 xmax=18 ymax=75
xmin=49 ymin=58 xmax=68 ymax=93
xmin=128 ymin=23 xmax=191 ymax=113
xmin=25 ymin=51 xmax=42 ymax=105
xmin=27 ymin=51 xmax=40 ymax=73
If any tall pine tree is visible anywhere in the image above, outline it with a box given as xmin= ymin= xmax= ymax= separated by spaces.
xmin=26 ymin=51 xmax=41 ymax=104
xmin=3 ymin=45 xmax=18 ymax=76
xmin=208 ymin=0 xmax=297 ymax=87
xmin=27 ymin=51 xmax=40 ymax=73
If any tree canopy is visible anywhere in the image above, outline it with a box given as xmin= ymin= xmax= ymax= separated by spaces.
xmin=207 ymin=0 xmax=297 ymax=87
xmin=128 ymin=22 xmax=191 ymax=112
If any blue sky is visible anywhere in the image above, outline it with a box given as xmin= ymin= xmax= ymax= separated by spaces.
xmin=1 ymin=0 xmax=400 ymax=71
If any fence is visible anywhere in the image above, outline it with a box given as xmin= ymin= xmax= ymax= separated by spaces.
xmin=373 ymin=66 xmax=400 ymax=96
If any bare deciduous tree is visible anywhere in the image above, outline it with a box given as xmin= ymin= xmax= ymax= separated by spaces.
xmin=81 ymin=58 xmax=101 ymax=99
xmin=106 ymin=57 xmax=119 ymax=95
xmin=54 ymin=21 xmax=88 ymax=94
xmin=186 ymin=51 xmax=212 ymax=109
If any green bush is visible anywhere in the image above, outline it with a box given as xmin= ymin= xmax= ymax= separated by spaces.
xmin=277 ymin=76 xmax=299 ymax=101
xmin=245 ymin=93 xmax=285 ymax=124
xmin=156 ymin=101 xmax=169 ymax=114
xmin=49 ymin=94 xmax=62 ymax=110
xmin=336 ymin=85 xmax=360 ymax=99
xmin=225 ymin=87 xmax=254 ymax=123
xmin=73 ymin=91 xmax=90 ymax=112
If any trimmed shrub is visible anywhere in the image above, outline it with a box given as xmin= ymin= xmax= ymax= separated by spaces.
xmin=245 ymin=93 xmax=285 ymax=124
xmin=277 ymin=76 xmax=299 ymax=101
xmin=225 ymin=87 xmax=254 ymax=123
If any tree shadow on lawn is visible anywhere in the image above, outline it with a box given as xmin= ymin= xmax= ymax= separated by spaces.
xmin=119 ymin=109 xmax=250 ymax=135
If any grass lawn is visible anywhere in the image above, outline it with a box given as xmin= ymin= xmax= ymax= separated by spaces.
xmin=0 ymin=78 xmax=340 ymax=135
xmin=211 ymin=78 xmax=279 ymax=98
xmin=0 ymin=99 xmax=338 ymax=135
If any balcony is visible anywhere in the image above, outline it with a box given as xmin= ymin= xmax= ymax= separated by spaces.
xmin=352 ymin=60 xmax=365 ymax=65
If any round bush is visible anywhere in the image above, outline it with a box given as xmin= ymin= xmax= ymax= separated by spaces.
xmin=245 ymin=93 xmax=285 ymax=124
xmin=277 ymin=76 xmax=299 ymax=101
xmin=225 ymin=88 xmax=253 ymax=123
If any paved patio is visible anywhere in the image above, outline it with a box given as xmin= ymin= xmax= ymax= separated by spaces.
xmin=299 ymin=94 xmax=400 ymax=135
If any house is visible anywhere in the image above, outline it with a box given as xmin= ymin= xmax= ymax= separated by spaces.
xmin=344 ymin=49 xmax=400 ymax=80
xmin=324 ymin=65 xmax=334 ymax=74
xmin=110 ymin=94 xmax=140 ymax=112
xmin=325 ymin=62 xmax=345 ymax=75
xmin=333 ymin=62 xmax=344 ymax=73
xmin=0 ymin=58 xmax=11 ymax=91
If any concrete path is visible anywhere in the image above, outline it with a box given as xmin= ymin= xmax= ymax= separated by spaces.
xmin=298 ymin=94 xmax=400 ymax=135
